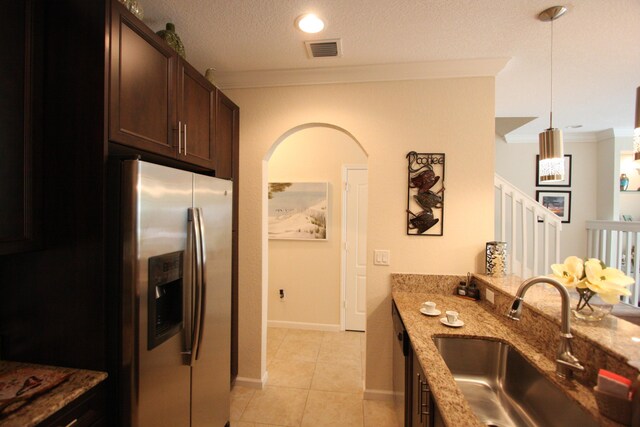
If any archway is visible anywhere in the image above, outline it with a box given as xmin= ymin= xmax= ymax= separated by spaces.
xmin=262 ymin=123 xmax=368 ymax=371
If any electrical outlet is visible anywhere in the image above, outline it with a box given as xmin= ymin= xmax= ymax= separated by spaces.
xmin=486 ymin=288 xmax=495 ymax=305
xmin=374 ymin=250 xmax=390 ymax=266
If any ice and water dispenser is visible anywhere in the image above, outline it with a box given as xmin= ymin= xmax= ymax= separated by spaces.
xmin=148 ymin=251 xmax=184 ymax=350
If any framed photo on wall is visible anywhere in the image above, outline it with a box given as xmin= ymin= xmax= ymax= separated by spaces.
xmin=536 ymin=190 xmax=571 ymax=223
xmin=268 ymin=182 xmax=328 ymax=240
xmin=535 ymin=154 xmax=572 ymax=187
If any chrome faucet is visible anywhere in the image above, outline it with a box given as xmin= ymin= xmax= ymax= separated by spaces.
xmin=506 ymin=276 xmax=585 ymax=379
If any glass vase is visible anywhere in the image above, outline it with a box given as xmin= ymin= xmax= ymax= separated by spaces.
xmin=572 ymin=290 xmax=613 ymax=322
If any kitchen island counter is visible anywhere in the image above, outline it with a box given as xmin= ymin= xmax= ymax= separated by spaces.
xmin=392 ymin=274 xmax=626 ymax=427
xmin=0 ymin=361 xmax=107 ymax=427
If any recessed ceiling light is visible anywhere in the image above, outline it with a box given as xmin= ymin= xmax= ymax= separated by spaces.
xmin=296 ymin=13 xmax=325 ymax=33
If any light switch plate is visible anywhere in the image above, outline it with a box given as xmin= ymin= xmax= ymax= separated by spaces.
xmin=374 ymin=250 xmax=390 ymax=266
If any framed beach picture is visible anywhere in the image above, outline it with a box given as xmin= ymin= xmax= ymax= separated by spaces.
xmin=268 ymin=182 xmax=328 ymax=240
xmin=536 ymin=190 xmax=571 ymax=223
xmin=535 ymin=154 xmax=572 ymax=187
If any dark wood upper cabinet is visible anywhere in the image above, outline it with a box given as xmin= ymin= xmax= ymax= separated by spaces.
xmin=0 ymin=0 xmax=42 ymax=255
xmin=177 ymin=60 xmax=216 ymax=169
xmin=215 ymin=90 xmax=239 ymax=180
xmin=109 ymin=1 xmax=176 ymax=158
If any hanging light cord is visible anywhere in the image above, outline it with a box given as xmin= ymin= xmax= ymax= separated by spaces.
xmin=549 ymin=18 xmax=554 ymax=130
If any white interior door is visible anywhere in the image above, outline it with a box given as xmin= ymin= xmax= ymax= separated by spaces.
xmin=344 ymin=167 xmax=368 ymax=331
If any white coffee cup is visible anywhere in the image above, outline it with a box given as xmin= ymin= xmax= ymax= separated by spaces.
xmin=422 ymin=301 xmax=436 ymax=313
xmin=445 ymin=310 xmax=459 ymax=324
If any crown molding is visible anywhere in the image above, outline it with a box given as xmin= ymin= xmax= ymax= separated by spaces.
xmin=214 ymin=57 xmax=511 ymax=89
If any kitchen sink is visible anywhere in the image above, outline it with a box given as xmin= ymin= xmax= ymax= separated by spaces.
xmin=432 ymin=337 xmax=598 ymax=427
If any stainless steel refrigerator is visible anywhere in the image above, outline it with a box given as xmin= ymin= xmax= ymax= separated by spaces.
xmin=118 ymin=159 xmax=231 ymax=427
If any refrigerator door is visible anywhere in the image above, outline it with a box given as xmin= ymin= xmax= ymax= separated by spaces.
xmin=191 ymin=174 xmax=232 ymax=427
xmin=127 ymin=161 xmax=192 ymax=427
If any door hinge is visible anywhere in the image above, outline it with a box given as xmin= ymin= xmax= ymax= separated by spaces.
xmin=344 ymin=182 xmax=349 ymax=192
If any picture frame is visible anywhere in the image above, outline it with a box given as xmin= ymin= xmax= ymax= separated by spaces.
xmin=536 ymin=190 xmax=571 ymax=223
xmin=535 ymin=154 xmax=572 ymax=187
xmin=268 ymin=182 xmax=328 ymax=240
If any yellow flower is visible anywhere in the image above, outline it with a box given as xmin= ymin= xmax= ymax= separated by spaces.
xmin=551 ymin=256 xmax=585 ymax=288
xmin=584 ymin=258 xmax=634 ymax=304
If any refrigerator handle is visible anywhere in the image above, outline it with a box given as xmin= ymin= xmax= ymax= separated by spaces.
xmin=185 ymin=208 xmax=203 ymax=367
xmin=195 ymin=207 xmax=207 ymax=361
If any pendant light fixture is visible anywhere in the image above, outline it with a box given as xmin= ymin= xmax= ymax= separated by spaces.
xmin=538 ymin=6 xmax=567 ymax=182
xmin=634 ymin=86 xmax=640 ymax=161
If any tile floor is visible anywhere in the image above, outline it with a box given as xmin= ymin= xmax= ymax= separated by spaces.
xmin=230 ymin=328 xmax=399 ymax=427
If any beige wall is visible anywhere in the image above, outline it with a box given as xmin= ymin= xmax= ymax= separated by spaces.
xmin=495 ymin=137 xmax=598 ymax=261
xmin=268 ymin=127 xmax=367 ymax=327
xmin=228 ymin=77 xmax=495 ymax=393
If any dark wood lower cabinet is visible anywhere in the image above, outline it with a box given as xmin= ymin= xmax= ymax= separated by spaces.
xmin=39 ymin=383 xmax=106 ymax=427
xmin=410 ymin=347 xmax=444 ymax=427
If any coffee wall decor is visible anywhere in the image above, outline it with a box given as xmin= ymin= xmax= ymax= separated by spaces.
xmin=406 ymin=151 xmax=445 ymax=236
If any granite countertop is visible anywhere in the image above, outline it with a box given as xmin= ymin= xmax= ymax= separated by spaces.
xmin=392 ymin=275 xmax=628 ymax=427
xmin=0 ymin=361 xmax=107 ymax=427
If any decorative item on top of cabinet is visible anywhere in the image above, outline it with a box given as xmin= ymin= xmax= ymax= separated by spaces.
xmin=118 ymin=0 xmax=144 ymax=19
xmin=156 ymin=23 xmax=185 ymax=58
xmin=406 ymin=152 xmax=445 ymax=236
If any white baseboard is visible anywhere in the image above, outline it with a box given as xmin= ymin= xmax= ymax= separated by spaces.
xmin=234 ymin=371 xmax=268 ymax=390
xmin=268 ymin=320 xmax=341 ymax=332
xmin=363 ymin=389 xmax=394 ymax=401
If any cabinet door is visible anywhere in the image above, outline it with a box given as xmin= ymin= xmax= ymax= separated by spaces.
xmin=178 ymin=60 xmax=216 ymax=169
xmin=215 ymin=90 xmax=239 ymax=180
xmin=0 ymin=0 xmax=41 ymax=255
xmin=214 ymin=90 xmax=239 ymax=379
xmin=109 ymin=0 xmax=176 ymax=157
xmin=39 ymin=383 xmax=106 ymax=427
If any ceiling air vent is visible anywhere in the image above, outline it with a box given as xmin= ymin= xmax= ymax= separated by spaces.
xmin=304 ymin=39 xmax=342 ymax=58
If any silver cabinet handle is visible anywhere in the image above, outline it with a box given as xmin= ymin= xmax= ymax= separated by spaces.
xmin=417 ymin=372 xmax=421 ymax=417
xmin=64 ymin=419 xmax=78 ymax=427
xmin=178 ymin=120 xmax=182 ymax=154
xmin=421 ymin=380 xmax=430 ymax=414
xmin=184 ymin=123 xmax=188 ymax=155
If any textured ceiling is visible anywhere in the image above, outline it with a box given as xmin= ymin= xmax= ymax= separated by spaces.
xmin=142 ymin=0 xmax=640 ymax=139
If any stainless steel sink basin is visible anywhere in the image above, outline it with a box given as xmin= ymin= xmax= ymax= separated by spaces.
xmin=432 ymin=337 xmax=598 ymax=427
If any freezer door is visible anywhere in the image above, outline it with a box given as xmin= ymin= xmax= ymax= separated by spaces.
xmin=129 ymin=161 xmax=193 ymax=427
xmin=191 ymin=175 xmax=232 ymax=427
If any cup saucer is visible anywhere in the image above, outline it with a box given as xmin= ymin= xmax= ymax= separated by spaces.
xmin=419 ymin=308 xmax=441 ymax=316
xmin=440 ymin=317 xmax=464 ymax=328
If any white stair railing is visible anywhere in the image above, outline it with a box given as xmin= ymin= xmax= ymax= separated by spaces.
xmin=494 ymin=174 xmax=563 ymax=278
xmin=586 ymin=220 xmax=640 ymax=305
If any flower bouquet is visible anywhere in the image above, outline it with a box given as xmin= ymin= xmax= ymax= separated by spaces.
xmin=551 ymin=256 xmax=635 ymax=321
